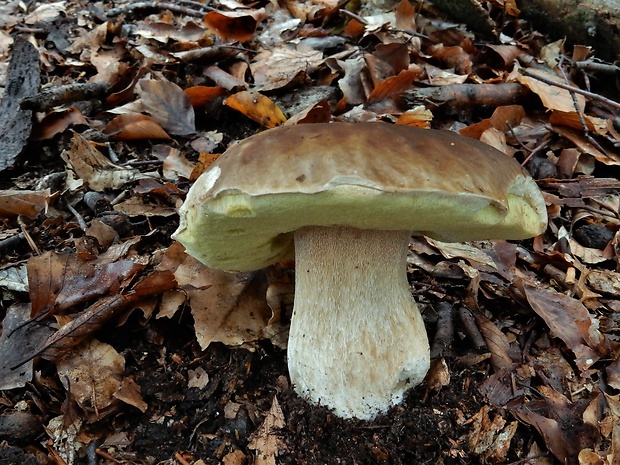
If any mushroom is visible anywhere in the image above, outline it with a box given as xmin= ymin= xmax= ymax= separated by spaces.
xmin=173 ymin=122 xmax=547 ymax=420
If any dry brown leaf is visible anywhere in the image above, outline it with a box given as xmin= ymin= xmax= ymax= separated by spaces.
xmin=252 ymin=46 xmax=323 ymax=91
xmin=285 ymin=99 xmax=332 ymax=125
xmin=606 ymin=360 xmax=620 ymax=390
xmin=395 ymin=106 xmax=433 ymax=127
xmin=85 ymin=220 xmax=118 ymax=252
xmin=45 ymin=415 xmax=82 ymax=465
xmin=510 ymin=407 xmax=572 ymax=464
xmin=137 ymin=79 xmax=196 ymax=136
xmin=549 ymin=111 xmax=609 ymax=136
xmin=467 ymin=405 xmax=518 ymax=462
xmin=222 ymin=449 xmax=247 ymax=465
xmin=113 ymin=196 xmax=177 ymax=217
xmin=174 ymin=254 xmax=272 ymax=349
xmin=103 ymin=113 xmax=171 ymax=140
xmin=190 ymin=152 xmax=221 ymax=180
xmin=61 ymin=132 xmax=148 ymax=191
xmin=31 ymin=108 xmax=89 ymax=141
xmin=395 ymin=0 xmax=416 ymax=31
xmin=0 ymin=189 xmax=50 ymax=219
xmin=483 ymin=44 xmax=523 ymax=68
xmin=522 ymin=282 xmax=604 ymax=370
xmin=113 ymin=377 xmax=148 ymax=412
xmin=367 ymin=69 xmax=419 ymax=102
xmin=474 ymin=313 xmax=514 ymax=371
xmin=339 ymin=56 xmax=370 ymax=105
xmin=248 ymin=396 xmax=285 ymax=465
xmin=184 ymin=85 xmax=226 ymax=107
xmin=36 ymin=270 xmax=176 ymax=361
xmin=460 ymin=105 xmax=525 ymax=138
xmin=425 ymin=358 xmax=451 ymax=393
xmin=428 ymin=44 xmax=473 ymax=75
xmin=510 ymin=387 xmax=599 ymax=465
xmin=57 ymin=339 xmax=124 ymax=412
xmin=203 ymin=9 xmax=265 ymax=43
xmin=224 ymin=91 xmax=286 ymax=128
xmin=551 ymin=126 xmax=620 ymax=165
xmin=516 ymin=67 xmax=586 ymax=113
xmin=27 ymin=251 xmax=145 ymax=318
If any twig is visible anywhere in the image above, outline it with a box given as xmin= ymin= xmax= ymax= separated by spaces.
xmin=430 ymin=302 xmax=454 ymax=358
xmin=106 ymin=1 xmax=214 ymax=17
xmin=521 ymin=139 xmax=550 ymax=167
xmin=65 ymin=201 xmax=89 ymax=231
xmin=405 ymin=83 xmax=529 ymax=108
xmin=558 ymin=56 xmax=607 ymax=154
xmin=339 ymin=9 xmax=368 ymax=25
xmin=20 ymin=82 xmax=109 ymax=112
xmin=519 ymin=67 xmax=620 ymax=110
xmin=573 ymin=59 xmax=620 ymax=74
xmin=458 ymin=306 xmax=486 ymax=353
xmin=0 ymin=232 xmax=26 ymax=253
xmin=17 ymin=217 xmax=40 ymax=256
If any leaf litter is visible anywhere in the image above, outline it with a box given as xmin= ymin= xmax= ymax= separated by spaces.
xmin=0 ymin=0 xmax=620 ymax=463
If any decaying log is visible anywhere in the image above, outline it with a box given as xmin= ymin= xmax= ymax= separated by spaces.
xmin=517 ymin=0 xmax=620 ymax=61
xmin=430 ymin=0 xmax=620 ymax=61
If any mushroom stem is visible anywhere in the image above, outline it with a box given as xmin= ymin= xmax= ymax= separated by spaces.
xmin=289 ymin=226 xmax=430 ymax=420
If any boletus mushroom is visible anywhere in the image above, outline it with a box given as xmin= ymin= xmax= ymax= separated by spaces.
xmin=173 ymin=122 xmax=547 ymax=420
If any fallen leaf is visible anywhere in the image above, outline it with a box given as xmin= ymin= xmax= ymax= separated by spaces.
xmin=57 ymin=339 xmax=125 ymax=413
xmin=36 ymin=270 xmax=176 ymax=361
xmin=467 ymin=405 xmax=518 ymax=463
xmin=248 ymin=396 xmax=285 ymax=465
xmin=27 ymin=251 xmax=145 ymax=317
xmin=367 ymin=69 xmax=419 ymax=102
xmin=184 ymin=85 xmax=226 ymax=107
xmin=516 ymin=67 xmax=586 ymax=113
xmin=137 ymin=79 xmax=196 ymax=136
xmin=203 ymin=9 xmax=266 ymax=43
xmin=252 ymin=46 xmax=323 ymax=91
xmin=45 ymin=415 xmax=82 ymax=465
xmin=0 ymin=189 xmax=50 ymax=219
xmin=31 ymin=107 xmax=89 ymax=141
xmin=113 ymin=377 xmax=148 ymax=412
xmin=174 ymin=254 xmax=272 ymax=349
xmin=103 ymin=113 xmax=172 ymax=140
xmin=395 ymin=106 xmax=433 ymax=127
xmin=474 ymin=313 xmax=514 ymax=371
xmin=224 ymin=91 xmax=286 ymax=127
xmin=61 ymin=132 xmax=148 ymax=191
xmin=521 ymin=281 xmax=603 ymax=370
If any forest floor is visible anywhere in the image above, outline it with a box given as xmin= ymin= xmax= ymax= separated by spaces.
xmin=1 ymin=0 xmax=620 ymax=464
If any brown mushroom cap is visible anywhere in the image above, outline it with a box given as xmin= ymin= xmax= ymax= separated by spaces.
xmin=174 ymin=122 xmax=547 ymax=272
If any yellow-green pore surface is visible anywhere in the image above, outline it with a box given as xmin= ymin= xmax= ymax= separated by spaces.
xmin=174 ymin=123 xmax=547 ymax=272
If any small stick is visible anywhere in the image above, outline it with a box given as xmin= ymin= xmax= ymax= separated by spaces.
xmin=0 ymin=232 xmax=26 ymax=253
xmin=20 ymin=82 xmax=108 ymax=112
xmin=458 ymin=306 xmax=487 ymax=353
xmin=17 ymin=218 xmax=40 ymax=256
xmin=430 ymin=302 xmax=454 ymax=358
xmin=106 ymin=1 xmax=214 ymax=17
xmin=65 ymin=201 xmax=88 ymax=231
xmin=573 ymin=60 xmax=620 ymax=74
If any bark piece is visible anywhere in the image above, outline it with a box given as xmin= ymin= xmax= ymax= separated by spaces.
xmin=0 ymin=37 xmax=40 ymax=171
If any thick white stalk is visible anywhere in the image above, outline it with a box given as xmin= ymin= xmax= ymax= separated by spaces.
xmin=288 ymin=226 xmax=430 ymax=420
